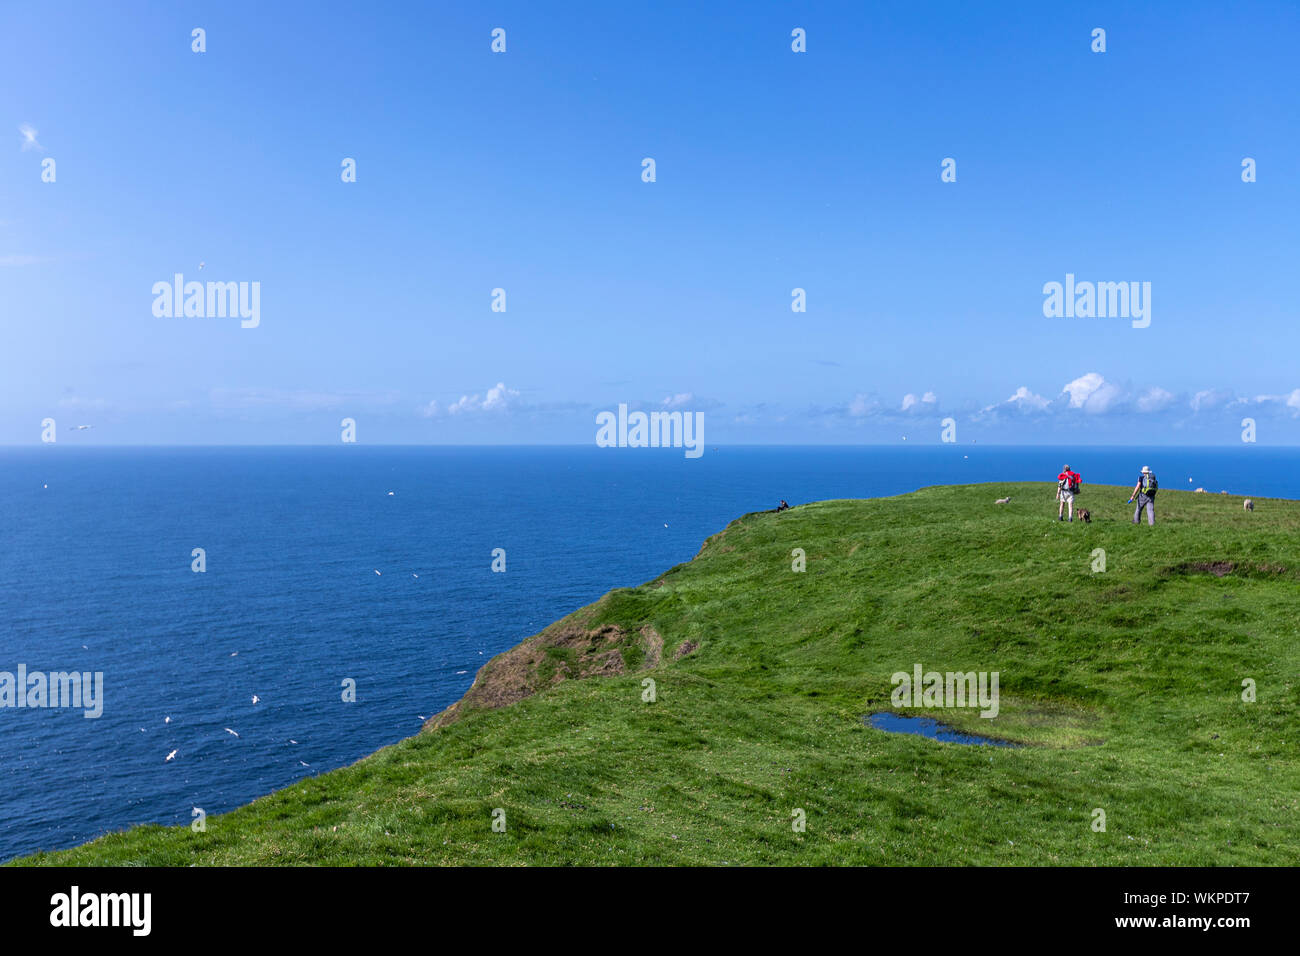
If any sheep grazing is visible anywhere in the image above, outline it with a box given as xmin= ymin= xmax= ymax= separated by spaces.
xmin=1244 ymin=499 xmax=1254 ymax=512
xmin=995 ymin=497 xmax=1011 ymax=505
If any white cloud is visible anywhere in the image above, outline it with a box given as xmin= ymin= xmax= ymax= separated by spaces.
xmin=901 ymin=391 xmax=937 ymax=411
xmin=848 ymin=394 xmax=880 ymax=418
xmin=1009 ymin=386 xmax=1050 ymax=410
xmin=1191 ymin=389 xmax=1232 ymax=412
xmin=1060 ymin=373 xmax=1125 ymax=413
xmin=1246 ymin=388 xmax=1300 ymax=416
xmin=19 ymin=124 xmax=42 ymax=152
xmin=1136 ymin=386 xmax=1175 ymax=413
xmin=481 ymin=381 xmax=516 ymax=411
xmin=661 ymin=392 xmax=693 ymax=409
xmin=1061 ymin=373 xmax=1104 ymax=409
xmin=446 ymin=395 xmax=475 ymax=414
xmin=433 ymin=381 xmax=521 ymax=416
xmin=974 ymin=377 xmax=1300 ymax=422
xmin=1085 ymin=384 xmax=1124 ymax=413
xmin=983 ymin=386 xmax=1050 ymax=415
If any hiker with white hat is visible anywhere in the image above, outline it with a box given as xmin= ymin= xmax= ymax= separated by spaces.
xmin=1128 ymin=466 xmax=1159 ymax=526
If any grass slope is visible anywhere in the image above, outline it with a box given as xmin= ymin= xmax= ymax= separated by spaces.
xmin=17 ymin=483 xmax=1300 ymax=866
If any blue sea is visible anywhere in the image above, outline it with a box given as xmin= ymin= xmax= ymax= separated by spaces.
xmin=0 ymin=444 xmax=1293 ymax=861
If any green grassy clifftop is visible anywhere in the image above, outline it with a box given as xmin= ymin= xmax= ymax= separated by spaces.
xmin=17 ymin=483 xmax=1300 ymax=865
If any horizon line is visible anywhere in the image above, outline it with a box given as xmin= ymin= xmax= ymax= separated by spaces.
xmin=1 ymin=442 xmax=1293 ymax=450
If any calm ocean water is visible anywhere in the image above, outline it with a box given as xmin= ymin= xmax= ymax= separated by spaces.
xmin=0 ymin=444 xmax=1293 ymax=860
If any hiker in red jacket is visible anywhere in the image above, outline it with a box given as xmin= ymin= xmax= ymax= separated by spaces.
xmin=1056 ymin=465 xmax=1081 ymax=522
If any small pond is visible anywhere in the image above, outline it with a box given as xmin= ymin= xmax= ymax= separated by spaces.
xmin=865 ymin=712 xmax=1022 ymax=748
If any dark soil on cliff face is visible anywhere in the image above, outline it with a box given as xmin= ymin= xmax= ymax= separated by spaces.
xmin=426 ymin=617 xmax=670 ymax=729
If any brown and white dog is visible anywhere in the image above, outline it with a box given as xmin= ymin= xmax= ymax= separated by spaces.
xmin=1077 ymin=508 xmax=1091 ymax=523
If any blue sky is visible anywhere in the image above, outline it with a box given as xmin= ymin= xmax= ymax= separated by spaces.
xmin=3 ymin=0 xmax=1298 ymax=445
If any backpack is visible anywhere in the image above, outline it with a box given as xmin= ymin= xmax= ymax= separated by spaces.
xmin=1140 ymin=472 xmax=1158 ymax=496
xmin=1069 ymin=475 xmax=1082 ymax=494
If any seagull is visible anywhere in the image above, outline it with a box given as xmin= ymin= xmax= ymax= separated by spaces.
xmin=164 ymin=716 xmax=171 ymax=724
xmin=374 ymin=570 xmax=381 ymax=576
xmin=412 ymin=573 xmax=419 ymax=579
xmin=165 ymin=749 xmax=177 ymax=762
xmin=198 ymin=261 xmax=205 ymax=270
xmin=43 ymin=483 xmax=47 ymax=489
xmin=299 ymin=760 xmax=310 ymax=767
xmin=387 ymin=491 xmax=394 ymax=496
xmin=288 ymin=739 xmax=298 ymax=744
xmin=230 ymin=651 xmax=238 ymax=657
xmin=224 ymin=728 xmax=239 ymax=737
xmin=663 ymin=523 xmax=668 ymax=528
xmin=251 ymin=695 xmax=260 ymax=704
xmin=456 ymin=670 xmax=467 ymax=675
xmin=417 ymin=715 xmax=426 ymax=721
xmin=69 ymin=424 xmax=92 ymax=430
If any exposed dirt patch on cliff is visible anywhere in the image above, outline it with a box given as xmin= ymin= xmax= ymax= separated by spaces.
xmin=426 ymin=621 xmax=671 ymax=730
xmin=642 ymin=625 xmax=664 ymax=668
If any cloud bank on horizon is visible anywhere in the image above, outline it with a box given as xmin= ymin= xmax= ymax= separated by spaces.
xmin=26 ymin=371 xmax=1294 ymax=445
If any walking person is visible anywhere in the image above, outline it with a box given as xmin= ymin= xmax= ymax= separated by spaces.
xmin=1129 ymin=465 xmax=1158 ymax=525
xmin=1056 ymin=464 xmax=1080 ymax=521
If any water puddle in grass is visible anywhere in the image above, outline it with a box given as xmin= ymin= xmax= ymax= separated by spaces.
xmin=865 ymin=712 xmax=1022 ymax=748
